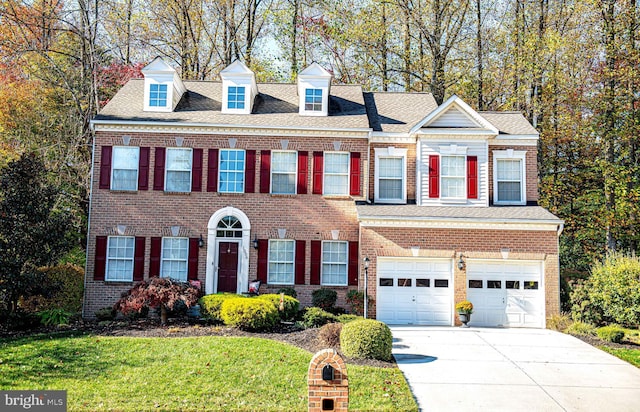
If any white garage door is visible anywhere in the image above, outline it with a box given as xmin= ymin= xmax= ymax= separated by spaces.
xmin=466 ymin=260 xmax=544 ymax=328
xmin=377 ymin=258 xmax=453 ymax=325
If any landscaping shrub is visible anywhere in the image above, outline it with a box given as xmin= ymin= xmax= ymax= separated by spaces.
xmin=95 ymin=307 xmax=116 ymax=321
xmin=566 ymin=321 xmax=596 ymax=337
xmin=38 ymin=308 xmax=72 ymax=326
xmin=337 ymin=314 xmax=362 ymax=324
xmin=255 ymin=294 xmax=299 ymax=321
xmin=312 ymin=288 xmax=337 ymax=311
xmin=276 ymin=287 xmax=297 ymax=298
xmin=3 ymin=309 xmax=40 ymax=331
xmin=346 ymin=290 xmax=373 ymax=316
xmin=20 ymin=264 xmax=84 ymax=313
xmin=597 ymin=325 xmax=625 ymax=343
xmin=340 ymin=319 xmax=393 ymax=361
xmin=199 ymin=294 xmax=240 ymax=323
xmin=318 ymin=322 xmax=343 ymax=347
xmin=220 ymin=297 xmax=279 ymax=331
xmin=570 ymin=253 xmax=640 ymax=327
xmin=302 ymin=307 xmax=338 ymax=328
xmin=546 ymin=313 xmax=572 ymax=332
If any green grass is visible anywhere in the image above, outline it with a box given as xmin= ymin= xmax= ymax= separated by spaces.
xmin=0 ymin=332 xmax=417 ymax=411
xmin=599 ymin=347 xmax=640 ymax=368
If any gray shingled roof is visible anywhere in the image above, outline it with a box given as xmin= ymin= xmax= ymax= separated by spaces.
xmin=480 ymin=112 xmax=539 ymax=136
xmin=364 ymin=92 xmax=439 ymax=133
xmin=357 ymin=205 xmax=562 ymax=223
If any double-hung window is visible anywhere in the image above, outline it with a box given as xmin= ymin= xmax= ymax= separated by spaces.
xmin=441 ymin=155 xmax=466 ymax=199
xmin=106 ymin=236 xmax=134 ymax=281
xmin=271 ymin=151 xmax=297 ymax=194
xmin=305 ymin=89 xmax=323 ymax=111
xmin=161 ymin=237 xmax=188 ymax=281
xmin=494 ymin=150 xmax=526 ymax=205
xmin=219 ymin=149 xmax=245 ymax=193
xmin=165 ymin=148 xmax=192 ymax=192
xmin=268 ymin=240 xmax=295 ymax=284
xmin=374 ymin=147 xmax=407 ymax=203
xmin=227 ymin=86 xmax=245 ymax=109
xmin=324 ymin=152 xmax=349 ymax=195
xmin=321 ymin=241 xmax=348 ymax=286
xmin=111 ymin=146 xmax=139 ymax=191
xmin=149 ymin=84 xmax=168 ymax=107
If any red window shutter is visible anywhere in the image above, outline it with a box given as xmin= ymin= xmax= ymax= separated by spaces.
xmin=207 ymin=149 xmax=219 ymax=192
xmin=467 ymin=155 xmax=478 ymax=199
xmin=295 ymin=240 xmax=306 ymax=285
xmin=94 ymin=236 xmax=107 ymax=280
xmin=153 ymin=147 xmax=166 ymax=191
xmin=310 ymin=240 xmax=321 ymax=285
xmin=188 ymin=238 xmax=199 ymax=280
xmin=348 ymin=241 xmax=359 ymax=286
xmin=350 ymin=152 xmax=361 ymax=196
xmin=99 ymin=146 xmax=112 ymax=189
xmin=245 ymin=150 xmax=256 ymax=193
xmin=149 ymin=237 xmax=162 ymax=277
xmin=260 ymin=150 xmax=271 ymax=193
xmin=192 ymin=149 xmax=203 ymax=192
xmin=428 ymin=155 xmax=440 ymax=198
xmin=297 ymin=151 xmax=308 ymax=194
xmin=138 ymin=147 xmax=150 ymax=190
xmin=133 ymin=237 xmax=145 ymax=281
xmin=312 ymin=151 xmax=323 ymax=194
xmin=257 ymin=239 xmax=269 ymax=283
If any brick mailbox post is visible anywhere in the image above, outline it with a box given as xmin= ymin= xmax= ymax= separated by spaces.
xmin=308 ymin=349 xmax=348 ymax=412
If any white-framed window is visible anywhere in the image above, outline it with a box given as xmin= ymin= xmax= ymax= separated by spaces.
xmin=268 ymin=240 xmax=295 ymax=284
xmin=161 ymin=237 xmax=188 ymax=281
xmin=106 ymin=236 xmax=134 ymax=281
xmin=374 ymin=147 xmax=407 ymax=204
xmin=165 ymin=147 xmax=192 ymax=192
xmin=271 ymin=150 xmax=297 ymax=194
xmin=111 ymin=146 xmax=139 ymax=191
xmin=324 ymin=152 xmax=349 ymax=195
xmin=149 ymin=83 xmax=168 ymax=107
xmin=227 ymin=86 xmax=245 ymax=110
xmin=493 ymin=150 xmax=526 ymax=205
xmin=321 ymin=241 xmax=348 ymax=286
xmin=219 ymin=149 xmax=245 ymax=193
xmin=441 ymin=155 xmax=466 ymax=199
xmin=305 ymin=88 xmax=323 ymax=111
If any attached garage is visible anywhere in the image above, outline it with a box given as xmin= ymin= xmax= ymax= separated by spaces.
xmin=376 ymin=258 xmax=453 ymax=325
xmin=466 ymin=260 xmax=545 ymax=328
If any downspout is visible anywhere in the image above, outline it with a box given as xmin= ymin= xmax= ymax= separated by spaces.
xmin=82 ymin=122 xmax=97 ymax=319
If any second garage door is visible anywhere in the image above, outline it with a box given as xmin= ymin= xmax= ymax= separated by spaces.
xmin=376 ymin=258 xmax=453 ymax=325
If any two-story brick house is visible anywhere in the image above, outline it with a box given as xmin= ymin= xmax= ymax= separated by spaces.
xmin=85 ymin=57 xmax=563 ymax=327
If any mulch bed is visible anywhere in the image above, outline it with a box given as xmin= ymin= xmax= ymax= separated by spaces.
xmin=573 ymin=333 xmax=640 ymax=350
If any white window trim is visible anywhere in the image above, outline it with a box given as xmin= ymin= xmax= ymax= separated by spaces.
xmin=321 ymin=240 xmax=348 ymax=286
xmin=374 ymin=147 xmax=407 ymax=204
xmin=160 ymin=237 xmax=189 ymax=282
xmin=105 ymin=236 xmax=134 ymax=282
xmin=165 ymin=147 xmax=193 ymax=193
xmin=224 ymin=85 xmax=248 ymax=113
xmin=270 ymin=150 xmax=298 ymax=195
xmin=267 ymin=239 xmax=295 ymax=285
xmin=323 ymin=151 xmax=350 ymax=196
xmin=144 ymin=81 xmax=172 ymax=111
xmin=218 ymin=149 xmax=246 ymax=193
xmin=299 ymin=86 xmax=329 ymax=116
xmin=440 ymin=154 xmax=467 ymax=202
xmin=110 ymin=146 xmax=139 ymax=191
xmin=493 ymin=150 xmax=527 ymax=205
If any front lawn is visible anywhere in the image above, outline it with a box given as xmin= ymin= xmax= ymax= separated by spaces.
xmin=599 ymin=346 xmax=640 ymax=368
xmin=0 ymin=332 xmax=417 ymax=411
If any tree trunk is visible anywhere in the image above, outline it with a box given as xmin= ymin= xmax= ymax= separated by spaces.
xmin=160 ymin=305 xmax=168 ymax=325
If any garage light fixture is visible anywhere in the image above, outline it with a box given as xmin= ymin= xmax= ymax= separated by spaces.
xmin=198 ymin=234 xmax=205 ymax=248
xmin=253 ymin=235 xmax=259 ymax=250
xmin=457 ymin=253 xmax=466 ymax=271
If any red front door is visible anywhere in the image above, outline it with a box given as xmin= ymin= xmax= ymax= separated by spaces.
xmin=217 ymin=242 xmax=239 ymax=293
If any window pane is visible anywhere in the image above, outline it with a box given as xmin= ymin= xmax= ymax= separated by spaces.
xmin=166 ymin=148 xmax=192 ymax=192
xmin=497 ymin=159 xmax=523 ymax=202
xmin=506 ymin=280 xmax=520 ymax=289
xmin=524 ymin=281 xmax=539 ymax=290
xmin=149 ymin=84 xmax=167 ymax=107
xmin=379 ymin=179 xmax=402 ymax=199
xmin=321 ymin=241 xmax=347 ymax=285
xmin=497 ymin=159 xmax=521 ymax=180
xmin=441 ymin=156 xmax=465 ymax=198
xmin=268 ymin=240 xmax=294 ymax=284
xmin=228 ymin=86 xmax=245 ymax=109
xmin=379 ymin=278 xmax=393 ymax=287
xmin=111 ymin=147 xmax=139 ymax=191
xmin=106 ymin=236 xmax=134 ymax=281
xmin=487 ymin=280 xmax=502 ymax=289
xmin=324 ymin=153 xmax=349 ymax=195
xmin=379 ymin=157 xmax=402 ymax=178
xmin=434 ymin=279 xmax=449 ymax=288
xmin=468 ymin=280 xmax=483 ymax=288
xmin=166 ymin=148 xmax=192 ymax=171
xmin=416 ymin=278 xmax=430 ymax=287
xmin=161 ymin=237 xmax=188 ymax=281
xmin=219 ymin=150 xmax=245 ymax=193
xmin=305 ymin=88 xmax=323 ymax=111
xmin=271 ymin=151 xmax=297 ymax=194
xmin=398 ymin=278 xmax=412 ymax=287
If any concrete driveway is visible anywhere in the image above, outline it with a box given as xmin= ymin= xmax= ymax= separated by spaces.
xmin=390 ymin=326 xmax=640 ymax=412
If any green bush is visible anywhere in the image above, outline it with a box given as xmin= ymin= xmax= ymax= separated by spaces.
xmin=255 ymin=294 xmax=299 ymax=321
xmin=337 ymin=314 xmax=362 ymax=324
xmin=597 ymin=325 xmax=625 ymax=343
xmin=20 ymin=264 xmax=84 ymax=313
xmin=302 ymin=307 xmax=338 ymax=328
xmin=318 ymin=322 xmax=343 ymax=347
xmin=199 ymin=294 xmax=241 ymax=323
xmin=38 ymin=308 xmax=72 ymax=326
xmin=566 ymin=321 xmax=596 ymax=336
xmin=570 ymin=253 xmax=640 ymax=327
xmin=546 ymin=313 xmax=572 ymax=332
xmin=340 ymin=319 xmax=393 ymax=361
xmin=276 ymin=287 xmax=297 ymax=298
xmin=95 ymin=307 xmax=116 ymax=321
xmin=312 ymin=288 xmax=337 ymax=311
xmin=220 ymin=297 xmax=279 ymax=331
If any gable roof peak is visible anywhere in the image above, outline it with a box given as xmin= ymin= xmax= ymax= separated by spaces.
xmin=298 ymin=62 xmax=333 ymax=79
xmin=410 ymin=95 xmax=499 ymax=135
xmin=220 ymin=60 xmax=254 ymax=76
xmin=141 ymin=56 xmax=177 ymax=74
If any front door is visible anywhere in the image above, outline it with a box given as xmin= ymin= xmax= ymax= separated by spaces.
xmin=217 ymin=242 xmax=239 ymax=292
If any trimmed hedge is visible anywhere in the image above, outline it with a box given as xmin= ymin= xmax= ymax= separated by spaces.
xmin=199 ymin=294 xmax=241 ymax=323
xmin=337 ymin=314 xmax=362 ymax=324
xmin=20 ymin=264 xmax=84 ymax=313
xmin=312 ymin=288 xmax=337 ymax=311
xmin=340 ymin=319 xmax=393 ymax=361
xmin=318 ymin=322 xmax=343 ymax=347
xmin=255 ymin=294 xmax=300 ymax=321
xmin=597 ymin=325 xmax=625 ymax=343
xmin=220 ymin=297 xmax=279 ymax=331
xmin=302 ymin=307 xmax=338 ymax=328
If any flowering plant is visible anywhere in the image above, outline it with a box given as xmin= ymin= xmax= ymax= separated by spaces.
xmin=455 ymin=300 xmax=473 ymax=315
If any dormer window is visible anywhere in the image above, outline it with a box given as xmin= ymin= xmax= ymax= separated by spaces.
xmin=220 ymin=61 xmax=258 ymax=115
xmin=149 ymin=84 xmax=168 ymax=107
xmin=305 ymin=89 xmax=323 ymax=111
xmin=227 ymin=86 xmax=246 ymax=110
xmin=297 ymin=63 xmax=332 ymax=117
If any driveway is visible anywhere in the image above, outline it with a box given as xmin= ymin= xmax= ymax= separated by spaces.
xmin=390 ymin=326 xmax=640 ymax=412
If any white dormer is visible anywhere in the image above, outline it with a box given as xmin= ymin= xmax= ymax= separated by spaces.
xmin=297 ymin=63 xmax=332 ymax=117
xmin=141 ymin=57 xmax=186 ymax=112
xmin=220 ymin=60 xmax=258 ymax=114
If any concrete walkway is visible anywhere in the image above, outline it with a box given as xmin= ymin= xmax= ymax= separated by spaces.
xmin=390 ymin=326 xmax=640 ymax=412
